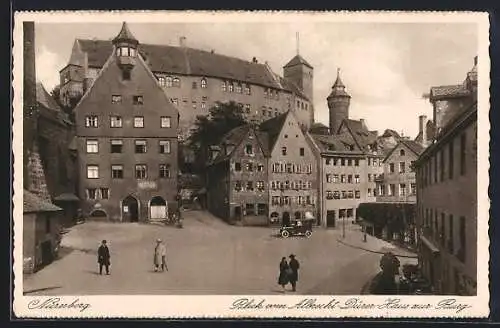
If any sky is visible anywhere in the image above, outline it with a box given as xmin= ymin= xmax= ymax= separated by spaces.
xmin=34 ymin=21 xmax=478 ymax=138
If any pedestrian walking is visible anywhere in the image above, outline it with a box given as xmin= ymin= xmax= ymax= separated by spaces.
xmin=288 ymin=254 xmax=300 ymax=292
xmin=154 ymin=239 xmax=168 ymax=272
xmin=278 ymin=257 xmax=290 ymax=292
xmin=97 ymin=240 xmax=110 ymax=275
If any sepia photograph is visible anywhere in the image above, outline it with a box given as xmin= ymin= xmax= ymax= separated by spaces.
xmin=13 ymin=11 xmax=490 ymax=318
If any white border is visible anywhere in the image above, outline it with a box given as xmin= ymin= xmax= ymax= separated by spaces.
xmin=12 ymin=11 xmax=490 ymax=318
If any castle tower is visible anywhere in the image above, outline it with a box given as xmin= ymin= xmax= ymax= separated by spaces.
xmin=113 ymin=22 xmax=139 ymax=77
xmin=327 ymin=68 xmax=351 ymax=134
xmin=283 ymin=33 xmax=314 ymax=104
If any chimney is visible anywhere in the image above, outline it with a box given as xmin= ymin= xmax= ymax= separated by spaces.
xmin=474 ymin=55 xmax=478 ymax=66
xmin=419 ymin=115 xmax=428 ymax=146
xmin=179 ymin=36 xmax=187 ymax=48
xmin=360 ymin=119 xmax=367 ymax=130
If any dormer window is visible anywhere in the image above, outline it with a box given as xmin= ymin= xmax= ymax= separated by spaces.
xmin=201 ymin=78 xmax=207 ymax=88
xmin=117 ymin=46 xmax=136 ymax=57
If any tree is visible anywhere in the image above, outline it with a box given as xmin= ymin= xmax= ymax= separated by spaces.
xmin=188 ymin=101 xmax=248 ymax=172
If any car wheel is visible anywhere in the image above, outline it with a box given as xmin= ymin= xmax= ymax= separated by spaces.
xmin=305 ymin=230 xmax=312 ymax=238
xmin=281 ymin=230 xmax=290 ymax=238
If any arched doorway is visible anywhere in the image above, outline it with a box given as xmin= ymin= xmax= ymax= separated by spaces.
xmin=90 ymin=209 xmax=107 ymax=219
xmin=282 ymin=211 xmax=291 ymax=227
xmin=150 ymin=196 xmax=167 ymax=220
xmin=122 ymin=195 xmax=139 ymax=222
xmin=294 ymin=211 xmax=302 ymax=221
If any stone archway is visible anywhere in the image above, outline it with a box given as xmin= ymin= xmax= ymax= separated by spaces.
xmin=149 ymin=196 xmax=167 ymax=220
xmin=122 ymin=195 xmax=139 ymax=222
xmin=90 ymin=209 xmax=107 ymax=220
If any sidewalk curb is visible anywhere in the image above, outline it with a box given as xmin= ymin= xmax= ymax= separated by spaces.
xmin=337 ymin=238 xmax=418 ymax=259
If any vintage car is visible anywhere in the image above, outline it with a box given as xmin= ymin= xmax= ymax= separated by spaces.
xmin=279 ymin=219 xmax=313 ymax=238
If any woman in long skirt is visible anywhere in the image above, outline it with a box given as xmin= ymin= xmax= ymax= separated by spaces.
xmin=278 ymin=257 xmax=290 ymax=292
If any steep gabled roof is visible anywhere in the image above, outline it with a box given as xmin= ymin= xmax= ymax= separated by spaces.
xmin=383 ymin=139 xmax=425 ymax=162
xmin=76 ymin=39 xmax=287 ymax=91
xmin=381 ymin=129 xmax=400 ymax=138
xmin=340 ymin=119 xmax=378 ymax=151
xmin=24 ymin=190 xmax=62 ymax=213
xmin=36 ymin=83 xmax=61 ymax=112
xmin=283 ymin=54 xmax=313 ymax=69
xmin=430 ymin=84 xmax=470 ymax=100
xmin=278 ymin=76 xmax=309 ymax=101
xmin=258 ymin=111 xmax=289 ymax=151
xmin=311 ymin=134 xmax=363 ymax=154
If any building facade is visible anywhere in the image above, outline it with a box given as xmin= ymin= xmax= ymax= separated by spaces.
xmin=74 ymin=23 xmax=179 ymax=222
xmin=262 ymin=111 xmax=318 ymax=226
xmin=376 ymin=139 xmax=423 ymax=203
xmin=58 ymin=26 xmax=314 ymax=140
xmin=206 ymin=125 xmax=269 ymax=225
xmin=414 ymin=56 xmax=477 ymax=295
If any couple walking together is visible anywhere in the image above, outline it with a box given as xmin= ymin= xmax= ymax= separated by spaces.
xmin=154 ymin=239 xmax=168 ymax=272
xmin=278 ymin=254 xmax=300 ymax=292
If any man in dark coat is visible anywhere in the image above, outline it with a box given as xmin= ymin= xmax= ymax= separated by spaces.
xmin=97 ymin=240 xmax=111 ymax=275
xmin=289 ymin=254 xmax=300 ymax=292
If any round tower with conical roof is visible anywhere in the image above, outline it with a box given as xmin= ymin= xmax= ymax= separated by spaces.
xmin=113 ymin=22 xmax=139 ymax=77
xmin=327 ymin=68 xmax=351 ymax=134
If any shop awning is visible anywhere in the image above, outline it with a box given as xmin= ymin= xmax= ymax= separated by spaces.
xmin=420 ymin=236 xmax=440 ymax=254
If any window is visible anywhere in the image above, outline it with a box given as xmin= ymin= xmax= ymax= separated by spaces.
xmin=234 ymin=162 xmax=241 ymax=171
xmin=257 ymin=164 xmax=264 ymax=172
xmin=368 ymin=174 xmax=372 ymax=182
xmin=348 ymin=191 xmax=354 ymax=199
xmin=245 ymin=203 xmax=255 ymax=215
xmin=110 ymin=139 xmax=123 ymax=153
xmin=133 ymin=95 xmax=143 ymax=105
xmin=201 ymin=78 xmax=207 ymax=88
xmin=111 ymin=95 xmax=122 ymax=104
xmin=458 ymin=216 xmax=466 ymax=262
xmin=172 ymin=98 xmax=178 ymax=106
xmin=166 ymin=76 xmax=173 ymax=87
xmin=235 ymin=181 xmax=242 ymax=192
xmin=85 ymin=115 xmax=98 ymax=128
xmin=355 ymin=159 xmax=359 ymax=166
xmin=245 ymin=144 xmax=253 ymax=155
xmin=448 ymin=214 xmax=454 ymax=253
xmin=245 ymin=84 xmax=251 ymax=95
xmin=100 ymin=188 xmax=109 ymax=200
xmin=355 ymin=175 xmax=360 ymax=183
xmin=135 ymin=164 xmax=147 ymax=179
xmin=122 ymin=70 xmax=131 ymax=80
xmin=333 ymin=174 xmax=339 ymax=183
xmin=449 ymin=140 xmax=454 ymax=179
xmin=87 ymin=188 xmax=97 ymax=200
xmin=460 ymin=134 xmax=467 ymax=175
xmin=173 ymin=77 xmax=180 ymax=87
xmin=410 ymin=183 xmax=416 ymax=195
xmin=159 ymin=140 xmax=171 ymax=154
xmin=221 ymin=81 xmax=227 ymax=92
xmin=379 ymin=184 xmax=385 ymax=196
xmin=201 ymin=102 xmax=206 ymax=109
xmin=111 ymin=165 xmax=123 ymax=179
xmin=341 ymin=158 xmax=345 ymax=166
xmin=368 ymin=188 xmax=373 ymax=197
xmin=388 ymin=184 xmax=395 ymax=196
xmin=110 ymin=115 xmax=123 ymax=128
xmin=399 ymin=183 xmax=406 ymax=196
xmin=192 ymin=101 xmax=197 ymax=109
xmin=246 ymin=181 xmax=254 ymax=191
xmin=256 ymin=181 xmax=265 ymax=191
xmin=299 ymin=148 xmax=305 ymax=156
xmin=347 ymin=175 xmax=353 ymax=183
xmin=245 ymin=162 xmax=253 ymax=172
xmin=159 ymin=164 xmax=171 ymax=178
xmin=158 ymin=76 xmax=166 ymax=87
xmin=389 ymin=163 xmax=395 ymax=173
xmin=399 ymin=162 xmax=406 ymax=173
xmin=86 ymin=139 xmax=98 ymax=153
xmin=281 ymin=147 xmax=287 ymax=156
xmin=134 ymin=116 xmax=144 ymax=128
xmin=192 ymin=81 xmax=197 ymax=89
xmin=161 ymin=116 xmax=171 ymax=128
xmin=228 ymin=83 xmax=234 ymax=92
xmin=236 ymin=83 xmax=242 ymax=93
xmin=410 ymin=161 xmax=416 ymax=172
xmin=400 ymin=149 xmax=405 ymax=156
xmin=355 ymin=190 xmax=361 ymax=199
xmin=135 ymin=140 xmax=147 ymax=153
xmin=87 ymin=165 xmax=99 ymax=179
xmin=347 ymin=159 xmax=352 ymax=166
xmin=45 ymin=217 xmax=51 ymax=233
xmin=341 ymin=175 xmax=346 ymax=183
